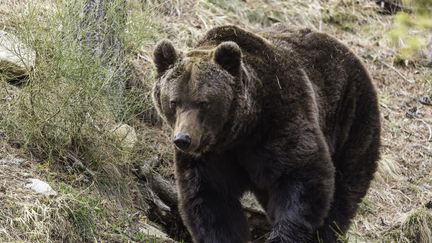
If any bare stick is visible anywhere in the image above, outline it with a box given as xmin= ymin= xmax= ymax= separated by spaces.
xmin=378 ymin=60 xmax=415 ymax=83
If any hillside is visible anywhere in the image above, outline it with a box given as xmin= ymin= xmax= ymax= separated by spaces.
xmin=1 ymin=0 xmax=431 ymax=242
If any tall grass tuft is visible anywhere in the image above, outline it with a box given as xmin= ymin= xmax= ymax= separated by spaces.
xmin=399 ymin=208 xmax=432 ymax=243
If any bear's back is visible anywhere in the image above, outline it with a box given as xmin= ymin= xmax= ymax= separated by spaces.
xmin=259 ymin=26 xmax=378 ymax=155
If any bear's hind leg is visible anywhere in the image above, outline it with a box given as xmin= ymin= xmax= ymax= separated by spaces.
xmin=316 ymin=128 xmax=380 ymax=243
xmin=264 ymin=169 xmax=334 ymax=243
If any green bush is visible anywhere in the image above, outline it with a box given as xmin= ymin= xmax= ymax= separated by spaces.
xmin=0 ymin=0 xmax=160 ymax=174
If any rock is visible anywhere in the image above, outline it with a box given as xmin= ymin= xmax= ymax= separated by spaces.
xmin=110 ymin=123 xmax=138 ymax=150
xmin=0 ymin=157 xmax=25 ymax=165
xmin=139 ymin=223 xmax=176 ymax=242
xmin=25 ymin=178 xmax=57 ymax=196
xmin=405 ymin=106 xmax=424 ymax=119
xmin=419 ymin=96 xmax=432 ymax=106
xmin=426 ymin=201 xmax=432 ymax=209
xmin=0 ymin=30 xmax=36 ymax=80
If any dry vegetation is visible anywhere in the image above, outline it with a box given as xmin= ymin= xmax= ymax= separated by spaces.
xmin=0 ymin=0 xmax=431 ymax=242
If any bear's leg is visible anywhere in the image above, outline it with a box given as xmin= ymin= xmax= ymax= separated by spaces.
xmin=316 ymin=138 xmax=379 ymax=243
xmin=316 ymin=106 xmax=380 ymax=243
xmin=176 ymin=154 xmax=250 ymax=243
xmin=178 ymin=173 xmax=249 ymax=243
xmin=239 ymin=133 xmax=335 ymax=243
xmin=264 ymin=169 xmax=334 ymax=243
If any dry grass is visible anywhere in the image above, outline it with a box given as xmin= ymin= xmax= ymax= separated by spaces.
xmin=0 ymin=141 xmax=93 ymax=242
xmin=1 ymin=0 xmax=432 ymax=242
xmin=0 ymin=140 xmax=172 ymax=242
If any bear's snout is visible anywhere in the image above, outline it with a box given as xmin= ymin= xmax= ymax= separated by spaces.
xmin=173 ymin=109 xmax=203 ymax=153
xmin=173 ymin=132 xmax=192 ymax=151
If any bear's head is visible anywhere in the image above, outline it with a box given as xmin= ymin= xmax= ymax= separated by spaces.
xmin=152 ymin=39 xmax=243 ymax=156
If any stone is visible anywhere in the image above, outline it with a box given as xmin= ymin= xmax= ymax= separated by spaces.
xmin=110 ymin=123 xmax=138 ymax=150
xmin=0 ymin=30 xmax=36 ymax=80
xmin=139 ymin=223 xmax=175 ymax=242
xmin=0 ymin=157 xmax=25 ymax=165
xmin=25 ymin=178 xmax=57 ymax=196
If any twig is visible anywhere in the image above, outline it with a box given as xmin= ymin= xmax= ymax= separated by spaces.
xmin=418 ymin=119 xmax=432 ymax=142
xmin=378 ymin=60 xmax=415 ymax=83
xmin=65 ymin=152 xmax=95 ymax=178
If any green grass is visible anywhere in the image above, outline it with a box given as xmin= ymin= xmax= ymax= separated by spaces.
xmin=379 ymin=92 xmax=392 ymax=107
xmin=56 ymin=182 xmax=106 ymax=241
xmin=358 ymin=197 xmax=376 ymax=216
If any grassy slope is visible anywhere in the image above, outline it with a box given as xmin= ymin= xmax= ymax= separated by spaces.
xmin=1 ymin=0 xmax=432 ymax=242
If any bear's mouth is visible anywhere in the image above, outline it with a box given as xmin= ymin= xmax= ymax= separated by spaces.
xmin=195 ymin=136 xmax=212 ymax=153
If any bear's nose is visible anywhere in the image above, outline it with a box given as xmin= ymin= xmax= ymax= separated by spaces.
xmin=173 ymin=132 xmax=191 ymax=150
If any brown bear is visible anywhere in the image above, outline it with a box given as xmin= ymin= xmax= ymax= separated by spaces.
xmin=152 ymin=25 xmax=380 ymax=243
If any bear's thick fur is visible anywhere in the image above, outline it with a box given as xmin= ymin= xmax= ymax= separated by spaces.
xmin=152 ymin=25 xmax=380 ymax=243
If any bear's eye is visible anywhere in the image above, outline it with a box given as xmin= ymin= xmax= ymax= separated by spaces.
xmin=199 ymin=101 xmax=209 ymax=110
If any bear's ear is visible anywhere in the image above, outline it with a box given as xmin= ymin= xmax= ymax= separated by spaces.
xmin=213 ymin=41 xmax=242 ymax=76
xmin=153 ymin=39 xmax=178 ymax=75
